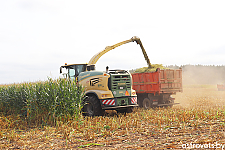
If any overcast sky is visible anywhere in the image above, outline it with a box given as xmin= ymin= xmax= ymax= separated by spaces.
xmin=1 ymin=0 xmax=225 ymax=84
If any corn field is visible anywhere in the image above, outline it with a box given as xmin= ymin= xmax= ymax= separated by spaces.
xmin=0 ymin=78 xmax=84 ymax=126
xmin=1 ymin=84 xmax=225 ymax=149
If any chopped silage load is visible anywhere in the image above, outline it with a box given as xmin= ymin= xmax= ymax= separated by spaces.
xmin=134 ymin=64 xmax=167 ymax=73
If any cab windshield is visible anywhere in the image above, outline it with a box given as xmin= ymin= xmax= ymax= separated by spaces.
xmin=68 ymin=64 xmax=87 ymax=80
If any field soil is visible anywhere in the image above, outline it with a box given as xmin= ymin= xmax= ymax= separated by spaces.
xmin=1 ymin=85 xmax=225 ymax=149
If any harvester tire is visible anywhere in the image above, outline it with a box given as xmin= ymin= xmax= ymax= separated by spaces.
xmin=83 ymin=96 xmax=104 ymax=116
xmin=142 ymin=98 xmax=152 ymax=109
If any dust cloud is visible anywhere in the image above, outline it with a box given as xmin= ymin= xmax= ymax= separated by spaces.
xmin=181 ymin=65 xmax=225 ymax=85
xmin=171 ymin=65 xmax=225 ymax=108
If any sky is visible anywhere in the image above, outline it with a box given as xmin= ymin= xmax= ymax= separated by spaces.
xmin=1 ymin=0 xmax=225 ymax=84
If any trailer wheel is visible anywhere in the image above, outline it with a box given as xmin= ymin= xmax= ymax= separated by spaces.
xmin=83 ymin=96 xmax=104 ymax=116
xmin=143 ymin=98 xmax=152 ymax=109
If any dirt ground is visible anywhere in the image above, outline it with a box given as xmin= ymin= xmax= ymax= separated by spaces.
xmin=1 ymin=85 xmax=225 ymax=149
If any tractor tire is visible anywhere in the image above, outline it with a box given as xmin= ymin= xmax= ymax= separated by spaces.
xmin=83 ymin=96 xmax=104 ymax=116
xmin=142 ymin=98 xmax=152 ymax=109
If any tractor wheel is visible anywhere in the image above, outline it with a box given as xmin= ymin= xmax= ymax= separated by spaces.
xmin=142 ymin=98 xmax=152 ymax=109
xmin=83 ymin=96 xmax=104 ymax=116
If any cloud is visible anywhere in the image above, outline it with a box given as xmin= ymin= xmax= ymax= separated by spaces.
xmin=1 ymin=0 xmax=225 ymax=84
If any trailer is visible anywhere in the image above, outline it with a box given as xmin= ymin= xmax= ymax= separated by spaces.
xmin=217 ymin=84 xmax=225 ymax=91
xmin=132 ymin=68 xmax=182 ymax=108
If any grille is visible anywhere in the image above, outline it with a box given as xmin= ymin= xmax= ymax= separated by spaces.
xmin=111 ymin=74 xmax=131 ymax=90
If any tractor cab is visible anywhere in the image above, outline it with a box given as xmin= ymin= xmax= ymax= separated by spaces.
xmin=60 ymin=63 xmax=95 ymax=79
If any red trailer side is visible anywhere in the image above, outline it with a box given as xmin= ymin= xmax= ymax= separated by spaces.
xmin=132 ymin=69 xmax=161 ymax=94
xmin=217 ymin=84 xmax=225 ymax=91
xmin=132 ymin=68 xmax=182 ymax=108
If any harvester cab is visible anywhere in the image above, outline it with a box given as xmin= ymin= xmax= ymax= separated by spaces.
xmin=60 ymin=63 xmax=96 ymax=79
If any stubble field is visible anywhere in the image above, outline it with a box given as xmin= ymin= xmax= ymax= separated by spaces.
xmin=1 ymin=84 xmax=225 ymax=149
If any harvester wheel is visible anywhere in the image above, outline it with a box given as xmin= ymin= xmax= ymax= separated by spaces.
xmin=142 ymin=98 xmax=152 ymax=109
xmin=83 ymin=96 xmax=104 ymax=116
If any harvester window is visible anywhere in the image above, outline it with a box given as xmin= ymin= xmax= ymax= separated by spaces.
xmin=67 ymin=64 xmax=87 ymax=79
xmin=68 ymin=68 xmax=76 ymax=80
xmin=76 ymin=65 xmax=86 ymax=76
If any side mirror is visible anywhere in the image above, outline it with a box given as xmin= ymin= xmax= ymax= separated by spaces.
xmin=60 ymin=67 xmax=62 ymax=74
